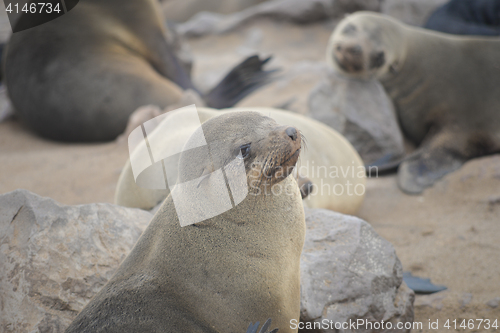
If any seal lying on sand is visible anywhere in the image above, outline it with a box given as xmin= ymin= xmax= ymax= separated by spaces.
xmin=2 ymin=0 xmax=274 ymax=142
xmin=115 ymin=107 xmax=366 ymax=215
xmin=328 ymin=11 xmax=500 ymax=194
xmin=425 ymin=0 xmax=500 ymax=36
xmin=66 ymin=112 xmax=305 ymax=333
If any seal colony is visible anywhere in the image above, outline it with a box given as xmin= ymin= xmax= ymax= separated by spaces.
xmin=2 ymin=0 xmax=274 ymax=142
xmin=65 ymin=112 xmax=305 ymax=332
xmin=328 ymin=11 xmax=500 ymax=194
xmin=114 ymin=107 xmax=366 ymax=215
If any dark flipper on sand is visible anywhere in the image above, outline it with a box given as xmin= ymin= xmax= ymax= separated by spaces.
xmin=397 ymin=144 xmax=465 ymax=194
xmin=403 ymin=272 xmax=447 ymax=294
xmin=204 ymin=55 xmax=278 ymax=109
xmin=365 ymin=153 xmax=404 ymax=177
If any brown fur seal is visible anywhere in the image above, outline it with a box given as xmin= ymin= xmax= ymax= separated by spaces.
xmin=328 ymin=12 xmax=500 ymax=194
xmin=115 ymin=107 xmax=366 ymax=215
xmin=66 ymin=111 xmax=305 ymax=332
xmin=2 ymin=0 xmax=274 ymax=142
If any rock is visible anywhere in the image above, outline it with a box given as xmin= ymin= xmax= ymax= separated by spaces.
xmin=381 ymin=0 xmax=449 ymax=26
xmin=307 ymin=72 xmax=405 ymax=165
xmin=1 ymin=191 xmax=413 ymax=332
xmin=460 ymin=292 xmax=473 ymax=308
xmin=176 ymin=0 xmax=382 ymax=37
xmin=0 ymin=190 xmax=152 ymax=333
xmin=414 ymin=292 xmax=448 ymax=311
xmin=161 ymin=0 xmax=269 ymax=23
xmin=300 ymin=209 xmax=414 ymax=332
xmin=486 ymin=297 xmax=500 ymax=309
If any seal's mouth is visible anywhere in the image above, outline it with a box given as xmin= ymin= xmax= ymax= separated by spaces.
xmin=283 ymin=147 xmax=301 ymax=165
xmin=333 ymin=44 xmax=364 ymax=74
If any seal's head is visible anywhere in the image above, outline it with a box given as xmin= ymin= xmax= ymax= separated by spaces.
xmin=177 ymin=111 xmax=302 ymax=194
xmin=327 ymin=12 xmax=407 ymax=80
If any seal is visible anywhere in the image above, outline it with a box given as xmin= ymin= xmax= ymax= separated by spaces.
xmin=425 ymin=0 xmax=500 ymax=36
xmin=115 ymin=107 xmax=366 ymax=215
xmin=2 ymin=0 xmax=274 ymax=142
xmin=65 ymin=111 xmax=305 ymax=333
xmin=327 ymin=11 xmax=500 ymax=193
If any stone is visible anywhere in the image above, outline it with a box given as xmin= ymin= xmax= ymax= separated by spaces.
xmin=381 ymin=0 xmax=449 ymax=26
xmin=1 ymin=191 xmax=414 ymax=332
xmin=307 ymin=72 xmax=405 ymax=165
xmin=300 ymin=208 xmax=414 ymax=332
xmin=414 ymin=292 xmax=448 ymax=311
xmin=176 ymin=0 xmax=382 ymax=37
xmin=0 ymin=190 xmax=152 ymax=333
xmin=486 ymin=297 xmax=500 ymax=309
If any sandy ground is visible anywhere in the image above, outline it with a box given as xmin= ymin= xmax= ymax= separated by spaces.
xmin=1 ymin=13 xmax=499 ymax=333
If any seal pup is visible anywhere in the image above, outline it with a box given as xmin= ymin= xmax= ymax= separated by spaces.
xmin=2 ymin=0 xmax=274 ymax=142
xmin=115 ymin=107 xmax=366 ymax=214
xmin=66 ymin=111 xmax=305 ymax=332
xmin=328 ymin=12 xmax=500 ymax=194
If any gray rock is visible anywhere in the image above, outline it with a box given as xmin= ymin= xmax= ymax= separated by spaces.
xmin=300 ymin=209 xmax=414 ymax=332
xmin=176 ymin=0 xmax=382 ymax=37
xmin=381 ymin=0 xmax=449 ymax=26
xmin=0 ymin=190 xmax=152 ymax=333
xmin=307 ymin=72 xmax=405 ymax=165
xmin=1 ymin=190 xmax=413 ymax=332
xmin=486 ymin=297 xmax=500 ymax=308
xmin=460 ymin=292 xmax=473 ymax=308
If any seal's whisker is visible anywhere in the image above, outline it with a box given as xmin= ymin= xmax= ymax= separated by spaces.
xmin=300 ymin=131 xmax=308 ymax=151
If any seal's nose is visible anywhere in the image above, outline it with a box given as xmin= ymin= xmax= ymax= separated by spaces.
xmin=286 ymin=127 xmax=297 ymax=141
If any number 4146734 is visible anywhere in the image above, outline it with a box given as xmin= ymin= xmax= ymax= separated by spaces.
xmin=6 ymin=2 xmax=61 ymax=14
xmin=444 ymin=319 xmax=498 ymax=330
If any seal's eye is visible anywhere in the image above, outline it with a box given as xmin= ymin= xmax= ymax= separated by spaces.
xmin=239 ymin=143 xmax=251 ymax=158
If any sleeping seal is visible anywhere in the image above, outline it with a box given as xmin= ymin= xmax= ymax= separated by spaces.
xmin=114 ymin=106 xmax=366 ymax=215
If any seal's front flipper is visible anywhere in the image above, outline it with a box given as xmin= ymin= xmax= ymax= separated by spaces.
xmin=397 ymin=145 xmax=465 ymax=194
xmin=297 ymin=175 xmax=314 ymax=199
xmin=204 ymin=55 xmax=278 ymax=109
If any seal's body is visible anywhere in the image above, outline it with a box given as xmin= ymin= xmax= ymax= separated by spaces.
xmin=425 ymin=0 xmax=500 ymax=36
xmin=66 ymin=112 xmax=305 ymax=333
xmin=115 ymin=107 xmax=366 ymax=214
xmin=3 ymin=0 xmax=272 ymax=142
xmin=328 ymin=12 xmax=500 ymax=193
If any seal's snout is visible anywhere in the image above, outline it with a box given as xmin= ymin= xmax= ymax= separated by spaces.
xmin=333 ymin=42 xmax=364 ymax=73
xmin=286 ymin=127 xmax=298 ymax=141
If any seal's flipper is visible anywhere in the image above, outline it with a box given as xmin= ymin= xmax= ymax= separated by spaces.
xmin=397 ymin=146 xmax=465 ymax=194
xmin=297 ymin=175 xmax=314 ymax=199
xmin=365 ymin=153 xmax=404 ymax=176
xmin=204 ymin=55 xmax=278 ymax=109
